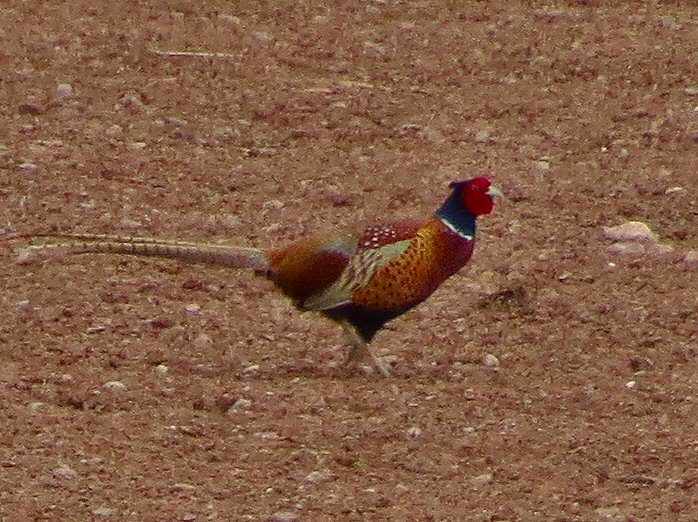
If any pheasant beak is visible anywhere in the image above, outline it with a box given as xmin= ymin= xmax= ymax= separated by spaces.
xmin=486 ymin=185 xmax=504 ymax=199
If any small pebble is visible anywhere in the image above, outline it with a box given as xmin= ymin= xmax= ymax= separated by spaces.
xmin=262 ymin=199 xmax=284 ymax=211
xmin=474 ymin=130 xmax=490 ymax=143
xmin=193 ymin=333 xmax=212 ymax=349
xmin=482 ymin=353 xmax=500 ymax=368
xmin=105 ymin=124 xmax=123 ymax=137
xmin=215 ymin=214 xmax=241 ymax=231
xmin=172 ymin=483 xmax=197 ymax=492
xmin=154 ymin=363 xmax=169 ymax=375
xmin=55 ymin=83 xmax=74 ymax=101
xmin=49 ymin=373 xmax=74 ymax=384
xmin=471 ymin=472 xmax=494 ymax=486
xmin=242 ymin=364 xmax=260 ymax=376
xmin=264 ymin=223 xmax=283 ymax=235
xmin=660 ymin=15 xmax=681 ymax=29
xmin=304 ymin=471 xmax=330 ymax=483
xmin=53 ymin=466 xmax=78 ymax=480
xmin=227 ymin=398 xmax=252 ymax=413
xmin=103 ymin=380 xmax=126 ymax=392
xmin=269 ymin=511 xmax=299 ymax=522
xmin=406 ymin=426 xmax=422 ymax=439
xmin=184 ymin=303 xmax=201 ymax=314
xmin=18 ymin=162 xmax=39 ymax=172
xmin=324 ymin=185 xmax=352 ymax=206
xmin=91 ymin=506 xmax=114 ymax=517
xmin=192 ymin=362 xmax=216 ymax=375
xmin=602 ymin=221 xmax=658 ymax=243
xmin=15 ymin=299 xmax=32 ymax=311
xmin=595 ymin=506 xmax=626 ymax=522
xmin=684 ymin=250 xmax=698 ymax=267
xmin=536 ymin=158 xmax=551 ymax=170
xmin=127 ymin=141 xmax=147 ymax=151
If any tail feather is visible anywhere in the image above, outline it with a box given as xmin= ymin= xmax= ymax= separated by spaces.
xmin=16 ymin=233 xmax=269 ymax=272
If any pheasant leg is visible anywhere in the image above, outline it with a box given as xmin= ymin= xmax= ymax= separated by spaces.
xmin=340 ymin=321 xmax=391 ymax=378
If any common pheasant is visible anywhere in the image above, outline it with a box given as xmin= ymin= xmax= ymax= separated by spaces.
xmin=14 ymin=176 xmax=501 ymax=376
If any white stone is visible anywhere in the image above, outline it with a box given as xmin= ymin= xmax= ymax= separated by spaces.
xmin=262 ymin=199 xmax=284 ymax=210
xmin=242 ymin=364 xmax=260 ymax=376
xmin=53 ymin=466 xmax=78 ymax=480
xmin=406 ymin=426 xmax=423 ymax=438
xmin=55 ymin=83 xmax=74 ymax=100
xmin=103 ymin=380 xmax=126 ymax=391
xmin=18 ymin=162 xmax=39 ymax=172
xmin=474 ymin=130 xmax=490 ymax=143
xmin=227 ymin=398 xmax=252 ymax=413
xmin=602 ymin=221 xmax=658 ymax=243
xmin=483 ymin=353 xmax=500 ymax=367
xmin=91 ymin=506 xmax=114 ymax=517
xmin=471 ymin=472 xmax=494 ymax=486
xmin=684 ymin=250 xmax=698 ymax=266
xmin=184 ymin=303 xmax=201 ymax=314
xmin=304 ymin=471 xmax=330 ymax=483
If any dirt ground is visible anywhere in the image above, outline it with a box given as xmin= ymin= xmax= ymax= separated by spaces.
xmin=1 ymin=1 xmax=697 ymax=521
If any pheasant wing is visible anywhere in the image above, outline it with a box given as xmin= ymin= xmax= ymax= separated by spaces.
xmin=302 ymin=222 xmax=420 ymax=312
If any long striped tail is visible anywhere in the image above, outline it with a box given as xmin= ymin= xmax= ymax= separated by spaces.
xmin=15 ymin=233 xmax=270 ymax=272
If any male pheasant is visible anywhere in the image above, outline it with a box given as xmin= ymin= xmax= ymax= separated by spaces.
xmin=15 ymin=176 xmax=501 ymax=376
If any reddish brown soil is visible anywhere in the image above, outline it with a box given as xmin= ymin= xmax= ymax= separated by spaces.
xmin=1 ymin=2 xmax=697 ymax=521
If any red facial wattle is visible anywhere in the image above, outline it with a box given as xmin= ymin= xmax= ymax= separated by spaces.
xmin=463 ymin=176 xmax=495 ymax=216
